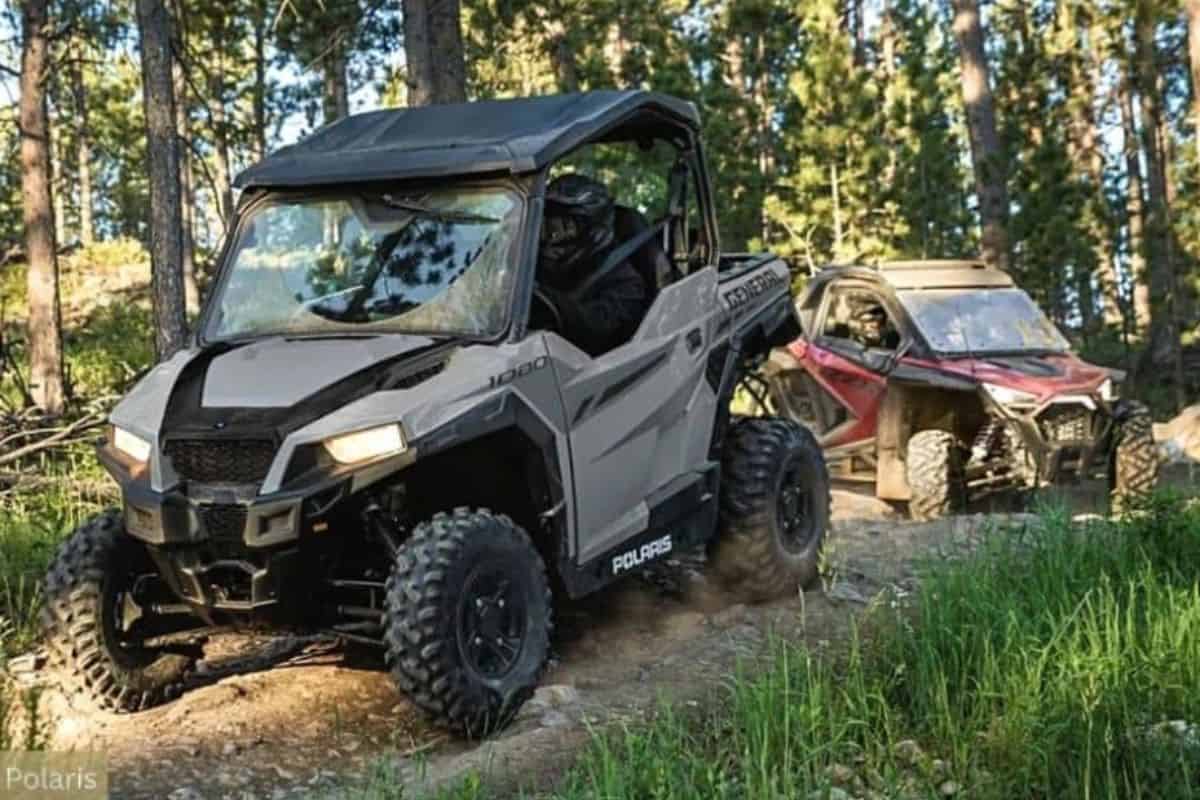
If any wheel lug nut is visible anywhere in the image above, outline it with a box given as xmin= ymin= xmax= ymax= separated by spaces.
xmin=474 ymin=636 xmax=482 ymax=645
xmin=498 ymin=599 xmax=505 ymax=608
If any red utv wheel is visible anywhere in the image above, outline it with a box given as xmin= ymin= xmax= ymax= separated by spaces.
xmin=906 ymin=430 xmax=965 ymax=521
xmin=1109 ymin=403 xmax=1159 ymax=513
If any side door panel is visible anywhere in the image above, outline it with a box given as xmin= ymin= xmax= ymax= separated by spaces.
xmin=805 ymin=342 xmax=888 ymax=447
xmin=556 ymin=268 xmax=717 ymax=565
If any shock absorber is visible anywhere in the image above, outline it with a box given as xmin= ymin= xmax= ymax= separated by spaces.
xmin=970 ymin=418 xmax=1004 ymax=465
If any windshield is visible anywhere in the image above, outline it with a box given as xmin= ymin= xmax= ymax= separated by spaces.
xmin=204 ymin=188 xmax=523 ymax=341
xmin=897 ymin=288 xmax=1070 ymax=354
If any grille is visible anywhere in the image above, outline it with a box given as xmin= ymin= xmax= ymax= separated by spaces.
xmin=200 ymin=504 xmax=248 ymax=559
xmin=165 ymin=439 xmax=276 ymax=484
xmin=1037 ymin=404 xmax=1095 ymax=444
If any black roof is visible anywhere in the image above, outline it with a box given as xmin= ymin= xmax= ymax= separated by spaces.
xmin=234 ymin=90 xmax=701 ymax=190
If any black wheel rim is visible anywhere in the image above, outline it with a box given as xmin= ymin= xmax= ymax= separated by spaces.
xmin=100 ymin=568 xmax=158 ymax=668
xmin=458 ymin=567 xmax=526 ymax=680
xmin=777 ymin=455 xmax=818 ymax=554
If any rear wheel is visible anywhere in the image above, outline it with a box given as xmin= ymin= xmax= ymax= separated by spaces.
xmin=709 ymin=417 xmax=830 ymax=601
xmin=1110 ymin=404 xmax=1159 ymax=513
xmin=41 ymin=510 xmax=197 ymax=711
xmin=906 ymin=430 xmax=964 ymax=521
xmin=384 ymin=509 xmax=552 ymax=738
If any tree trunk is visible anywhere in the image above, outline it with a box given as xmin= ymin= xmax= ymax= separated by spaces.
xmin=136 ymin=0 xmax=188 ymax=359
xmin=1083 ymin=19 xmax=1123 ymax=327
xmin=49 ymin=113 xmax=66 ymax=246
xmin=1190 ymin=0 xmax=1200 ymax=137
xmin=20 ymin=0 xmax=65 ymax=414
xmin=1133 ymin=5 xmax=1177 ymax=372
xmin=171 ymin=42 xmax=199 ymax=313
xmin=252 ymin=0 xmax=268 ymax=159
xmin=70 ymin=57 xmax=94 ymax=246
xmin=403 ymin=0 xmax=466 ymax=106
xmin=542 ymin=5 xmax=580 ymax=93
xmin=323 ymin=44 xmax=350 ymax=122
xmin=951 ymin=0 xmax=1010 ymax=271
xmin=1119 ymin=80 xmax=1151 ymax=337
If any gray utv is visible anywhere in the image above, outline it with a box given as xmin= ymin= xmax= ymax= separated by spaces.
xmin=41 ymin=91 xmax=829 ymax=737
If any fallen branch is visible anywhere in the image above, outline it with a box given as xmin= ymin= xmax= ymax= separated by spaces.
xmin=0 ymin=410 xmax=106 ymax=467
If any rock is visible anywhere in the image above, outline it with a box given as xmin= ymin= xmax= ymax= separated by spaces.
xmin=708 ymin=603 xmax=748 ymax=628
xmin=827 ymin=582 xmax=869 ymax=604
xmin=1154 ymin=406 xmax=1200 ymax=463
xmin=270 ymin=764 xmax=297 ymax=781
xmin=825 ymin=763 xmax=856 ymax=785
xmin=939 ymin=780 xmax=960 ymax=796
xmin=1145 ymin=719 xmax=1200 ymax=747
xmin=893 ymin=739 xmax=925 ymax=766
xmin=539 ymin=709 xmax=573 ymax=728
xmin=807 ymin=787 xmax=853 ymax=800
xmin=222 ymin=741 xmax=240 ymax=756
xmin=544 ymin=684 xmax=580 ymax=707
xmin=168 ymin=788 xmax=205 ymax=800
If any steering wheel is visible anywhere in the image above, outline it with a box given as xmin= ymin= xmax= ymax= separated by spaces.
xmin=531 ymin=286 xmax=564 ymax=332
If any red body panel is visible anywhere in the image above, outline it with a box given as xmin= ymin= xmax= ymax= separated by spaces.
xmin=789 ymin=341 xmax=1112 ymax=447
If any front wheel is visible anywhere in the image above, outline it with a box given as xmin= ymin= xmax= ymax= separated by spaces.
xmin=709 ymin=417 xmax=831 ymax=601
xmin=384 ymin=509 xmax=552 ymax=738
xmin=906 ymin=429 xmax=964 ymax=521
xmin=1110 ymin=403 xmax=1160 ymax=513
xmin=41 ymin=510 xmax=198 ymax=711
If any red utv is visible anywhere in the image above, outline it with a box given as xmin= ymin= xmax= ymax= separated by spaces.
xmin=751 ymin=260 xmax=1159 ymax=520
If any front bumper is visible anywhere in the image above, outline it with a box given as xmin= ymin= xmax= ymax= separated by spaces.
xmin=987 ymin=395 xmax=1116 ymax=482
xmin=102 ymin=445 xmax=414 ymax=612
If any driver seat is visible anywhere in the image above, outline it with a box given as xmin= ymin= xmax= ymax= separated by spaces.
xmin=613 ymin=205 xmax=672 ymax=303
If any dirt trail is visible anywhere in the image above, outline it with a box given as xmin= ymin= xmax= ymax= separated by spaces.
xmin=24 ymin=487 xmax=1113 ymax=799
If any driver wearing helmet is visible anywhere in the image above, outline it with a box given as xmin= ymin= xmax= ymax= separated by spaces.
xmin=535 ymin=174 xmax=648 ymax=356
xmin=849 ymin=300 xmax=898 ymax=350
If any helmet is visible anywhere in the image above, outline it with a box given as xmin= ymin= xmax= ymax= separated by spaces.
xmin=538 ymin=174 xmax=616 ymax=286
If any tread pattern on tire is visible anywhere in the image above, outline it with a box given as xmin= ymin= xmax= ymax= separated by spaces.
xmin=1112 ymin=406 xmax=1159 ymax=511
xmin=383 ymin=508 xmax=552 ymax=738
xmin=907 ymin=429 xmax=961 ymax=522
xmin=41 ymin=509 xmax=193 ymax=712
xmin=711 ymin=416 xmax=831 ymax=601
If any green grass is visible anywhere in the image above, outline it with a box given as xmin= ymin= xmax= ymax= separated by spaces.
xmin=357 ymin=497 xmax=1200 ymax=800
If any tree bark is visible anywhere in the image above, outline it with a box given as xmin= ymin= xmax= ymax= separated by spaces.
xmin=49 ymin=112 xmax=66 ymax=245
xmin=1119 ymin=80 xmax=1151 ymax=337
xmin=951 ymin=0 xmax=1010 ymax=271
xmin=136 ymin=0 xmax=188 ymax=359
xmin=1190 ymin=0 xmax=1200 ymax=137
xmin=70 ymin=56 xmax=94 ymax=246
xmin=252 ymin=0 xmax=268 ymax=159
xmin=20 ymin=0 xmax=65 ymax=414
xmin=171 ymin=48 xmax=199 ymax=312
xmin=403 ymin=0 xmax=466 ymax=106
xmin=1133 ymin=5 xmax=1177 ymax=373
xmin=323 ymin=45 xmax=350 ymax=122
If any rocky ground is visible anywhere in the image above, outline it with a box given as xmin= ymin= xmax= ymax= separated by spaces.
xmin=15 ymin=477 xmax=1191 ymax=800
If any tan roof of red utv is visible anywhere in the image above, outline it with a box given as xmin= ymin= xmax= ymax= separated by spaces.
xmin=871 ymin=259 xmax=1015 ymax=290
xmin=816 ymin=259 xmax=1015 ymax=291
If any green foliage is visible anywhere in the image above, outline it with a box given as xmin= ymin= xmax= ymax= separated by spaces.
xmin=394 ymin=498 xmax=1200 ymax=800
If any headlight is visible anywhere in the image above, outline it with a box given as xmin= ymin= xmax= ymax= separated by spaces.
xmin=322 ymin=424 xmax=405 ymax=465
xmin=112 ymin=426 xmax=152 ymax=462
xmin=1098 ymin=378 xmax=1116 ymax=401
xmin=983 ymin=383 xmax=1039 ymax=407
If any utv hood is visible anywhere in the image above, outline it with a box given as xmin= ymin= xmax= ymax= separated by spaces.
xmin=938 ymin=353 xmax=1115 ymax=401
xmin=111 ymin=334 xmax=444 ymax=441
xmin=199 ymin=336 xmax=439 ymax=408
